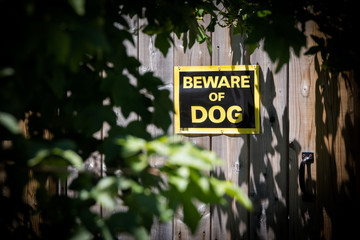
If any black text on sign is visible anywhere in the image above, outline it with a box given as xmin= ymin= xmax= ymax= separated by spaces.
xmin=174 ymin=65 xmax=260 ymax=134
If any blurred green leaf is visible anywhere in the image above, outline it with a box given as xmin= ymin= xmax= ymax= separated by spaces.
xmin=69 ymin=0 xmax=86 ymax=16
xmin=211 ymin=178 xmax=252 ymax=211
xmin=0 ymin=112 xmax=20 ymax=134
xmin=117 ymin=135 xmax=146 ymax=157
xmin=182 ymin=199 xmax=201 ymax=234
xmin=133 ymin=227 xmax=148 ymax=240
xmin=90 ymin=177 xmax=118 ymax=210
xmin=257 ymin=10 xmax=271 ymax=18
xmin=69 ymin=226 xmax=93 ymax=240
xmin=169 ymin=175 xmax=189 ymax=192
xmin=168 ymin=141 xmax=222 ymax=171
xmin=0 ymin=1 xmax=257 ymax=239
xmin=0 ymin=67 xmax=15 ymax=77
xmin=28 ymin=148 xmax=83 ymax=171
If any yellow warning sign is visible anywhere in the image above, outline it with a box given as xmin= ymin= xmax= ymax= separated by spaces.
xmin=174 ymin=65 xmax=260 ymax=134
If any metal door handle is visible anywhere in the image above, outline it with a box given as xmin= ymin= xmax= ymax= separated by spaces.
xmin=299 ymin=152 xmax=315 ymax=201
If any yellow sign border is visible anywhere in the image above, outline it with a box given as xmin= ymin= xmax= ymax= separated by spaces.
xmin=174 ymin=65 xmax=260 ymax=135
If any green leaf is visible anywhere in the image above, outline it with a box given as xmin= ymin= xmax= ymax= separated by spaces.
xmin=233 ymin=24 xmax=243 ymax=35
xmin=211 ymin=178 xmax=253 ymax=211
xmin=155 ymin=33 xmax=171 ymax=56
xmin=69 ymin=226 xmax=93 ymax=240
xmin=95 ymin=217 xmax=113 ymax=240
xmin=28 ymin=148 xmax=84 ymax=170
xmin=248 ymin=43 xmax=259 ymax=55
xmin=133 ymin=227 xmax=149 ymax=240
xmin=182 ymin=199 xmax=201 ymax=234
xmin=69 ymin=0 xmax=86 ymax=16
xmin=257 ymin=10 xmax=272 ymax=18
xmin=51 ymin=30 xmax=71 ymax=64
xmin=91 ymin=177 xmax=118 ymax=209
xmin=196 ymin=25 xmax=208 ymax=43
xmin=126 ymin=154 xmax=148 ymax=172
xmin=95 ymin=176 xmax=117 ymax=191
xmin=62 ymin=150 xmax=84 ymax=170
xmin=69 ymin=172 xmax=97 ymax=191
xmin=146 ymin=136 xmax=171 ymax=155
xmin=0 ymin=112 xmax=20 ymax=134
xmin=117 ymin=135 xmax=146 ymax=157
xmin=169 ymin=175 xmax=189 ymax=192
xmin=0 ymin=67 xmax=15 ymax=77
xmin=125 ymin=121 xmax=152 ymax=140
xmin=106 ymin=212 xmax=139 ymax=233
xmin=96 ymin=192 xmax=117 ymax=210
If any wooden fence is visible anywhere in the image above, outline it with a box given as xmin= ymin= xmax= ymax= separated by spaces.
xmin=36 ymin=16 xmax=358 ymax=240
xmin=111 ymin=18 xmax=360 ymax=240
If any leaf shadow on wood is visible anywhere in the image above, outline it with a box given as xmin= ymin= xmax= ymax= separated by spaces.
xmin=247 ymin=65 xmax=290 ymax=239
xmin=211 ymin=135 xmax=250 ymax=240
xmin=314 ymin=55 xmax=360 ymax=239
xmin=211 ymin=64 xmax=291 ymax=239
xmin=210 ymin=29 xmax=252 ymax=240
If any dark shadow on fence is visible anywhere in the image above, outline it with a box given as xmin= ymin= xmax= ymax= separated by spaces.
xmin=314 ymin=55 xmax=360 ymax=239
xmin=212 ymin=64 xmax=290 ymax=239
xmin=212 ymin=135 xmax=249 ymax=240
xmin=248 ymin=65 xmax=289 ymax=239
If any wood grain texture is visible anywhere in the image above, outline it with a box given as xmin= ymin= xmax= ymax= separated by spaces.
xmin=139 ymin=19 xmax=174 ymax=137
xmin=211 ymin=24 xmax=250 ymax=240
xmin=249 ymin=41 xmax=289 ymax=240
xmin=288 ymin=21 xmax=360 ymax=240
xmin=313 ymin=44 xmax=360 ymax=239
xmin=173 ymin=19 xmax=212 ymax=239
xmin=115 ymin=15 xmax=139 ymax=127
xmin=138 ymin=19 xmax=174 ymax=240
xmin=288 ymin=22 xmax=318 ymax=240
xmin=50 ymin=14 xmax=360 ymax=240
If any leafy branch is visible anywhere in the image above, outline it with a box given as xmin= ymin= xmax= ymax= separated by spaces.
xmin=0 ymin=1 xmax=252 ymax=239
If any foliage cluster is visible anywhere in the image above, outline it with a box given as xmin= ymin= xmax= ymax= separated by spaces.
xmin=0 ymin=1 xmax=249 ymax=239
xmin=217 ymin=0 xmax=358 ymax=77
xmin=0 ymin=0 xmax=357 ymax=239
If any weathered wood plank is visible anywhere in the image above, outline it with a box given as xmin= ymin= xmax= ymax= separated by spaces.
xmin=249 ymin=42 xmax=289 ymax=240
xmin=138 ymin=19 xmax=174 ymax=240
xmin=312 ymin=39 xmax=360 ymax=239
xmin=173 ymin=23 xmax=212 ymax=239
xmin=211 ymin=136 xmax=249 ymax=240
xmin=210 ymin=24 xmax=250 ymax=240
xmin=114 ymin=15 xmax=139 ymax=127
xmin=138 ymin=19 xmax=174 ymax=137
xmin=104 ymin=15 xmax=140 ymax=240
xmin=288 ymin=21 xmax=318 ymax=240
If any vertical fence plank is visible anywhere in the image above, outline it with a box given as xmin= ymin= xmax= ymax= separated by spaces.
xmin=139 ymin=19 xmax=174 ymax=137
xmin=110 ymin=15 xmax=140 ymax=240
xmin=289 ymin=21 xmax=360 ymax=240
xmin=311 ymin=32 xmax=360 ymax=240
xmin=115 ymin=14 xmax=360 ymax=240
xmin=173 ymin=26 xmax=212 ymax=240
xmin=210 ymin=25 xmax=250 ymax=240
xmin=114 ymin=15 xmax=139 ymax=127
xmin=138 ymin=19 xmax=174 ymax=240
xmin=288 ymin=21 xmax=318 ymax=240
xmin=249 ymin=43 xmax=289 ymax=240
